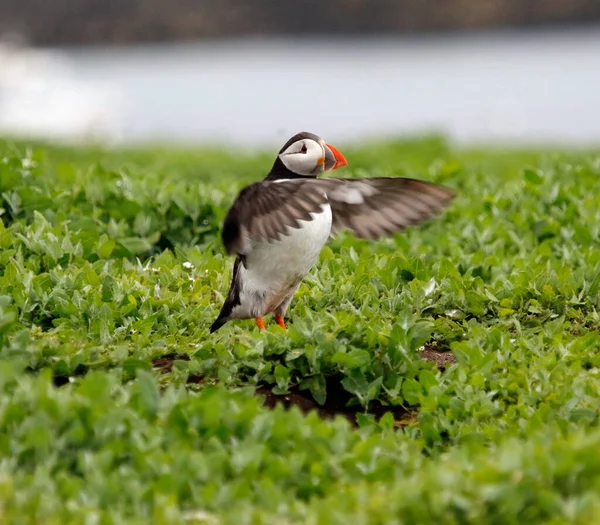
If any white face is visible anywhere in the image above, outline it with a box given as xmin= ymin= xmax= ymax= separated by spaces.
xmin=278 ymin=138 xmax=325 ymax=176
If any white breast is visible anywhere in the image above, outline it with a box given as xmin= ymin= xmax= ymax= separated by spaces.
xmin=232 ymin=203 xmax=333 ymax=318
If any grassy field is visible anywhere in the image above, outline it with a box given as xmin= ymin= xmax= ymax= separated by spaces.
xmin=0 ymin=135 xmax=599 ymax=524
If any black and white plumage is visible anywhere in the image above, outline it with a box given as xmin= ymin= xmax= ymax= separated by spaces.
xmin=210 ymin=132 xmax=455 ymax=333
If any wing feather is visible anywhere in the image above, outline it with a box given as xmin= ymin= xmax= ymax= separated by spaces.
xmin=220 ymin=176 xmax=455 ymax=257
xmin=221 ymin=180 xmax=329 ymax=256
xmin=317 ymin=177 xmax=455 ymax=239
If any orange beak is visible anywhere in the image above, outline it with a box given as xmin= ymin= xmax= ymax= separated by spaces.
xmin=323 ymin=143 xmax=348 ymax=171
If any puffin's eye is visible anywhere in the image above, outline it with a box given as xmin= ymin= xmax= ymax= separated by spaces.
xmin=300 ymin=143 xmax=307 ymax=154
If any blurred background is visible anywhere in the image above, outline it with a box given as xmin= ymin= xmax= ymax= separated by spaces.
xmin=1 ymin=0 xmax=599 ymax=147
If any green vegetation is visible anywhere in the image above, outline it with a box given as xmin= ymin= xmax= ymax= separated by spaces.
xmin=0 ymin=135 xmax=599 ymax=523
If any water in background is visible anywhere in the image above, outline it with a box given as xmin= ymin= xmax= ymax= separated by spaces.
xmin=2 ymin=27 xmax=600 ymax=147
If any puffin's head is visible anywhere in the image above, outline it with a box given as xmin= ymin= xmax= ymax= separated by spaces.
xmin=275 ymin=132 xmax=348 ymax=178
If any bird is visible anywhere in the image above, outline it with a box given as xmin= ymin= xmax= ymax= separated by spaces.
xmin=210 ymin=131 xmax=455 ymax=333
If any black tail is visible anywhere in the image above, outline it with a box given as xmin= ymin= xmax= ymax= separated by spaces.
xmin=210 ymin=317 xmax=228 ymax=333
xmin=210 ymin=257 xmax=243 ymax=334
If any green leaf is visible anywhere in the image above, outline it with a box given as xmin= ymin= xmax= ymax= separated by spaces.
xmin=524 ymin=168 xmax=543 ymax=184
xmin=118 ymin=237 xmax=153 ymax=255
xmin=589 ymin=271 xmax=600 ymax=297
xmin=418 ymin=370 xmax=438 ymax=394
xmin=136 ymin=369 xmax=159 ymax=416
xmin=274 ymin=365 xmax=290 ymax=391
xmin=347 ymin=349 xmax=371 ymax=368
xmin=379 ymin=411 xmax=395 ymax=431
xmin=366 ymin=376 xmax=383 ymax=404
xmin=341 ymin=369 xmax=369 ymax=406
xmin=101 ymin=275 xmax=114 ymax=302
xmin=303 ymin=375 xmax=327 ymax=406
xmin=285 ymin=348 xmax=304 ymax=361
xmin=402 ymin=378 xmax=420 ymax=406
xmin=96 ymin=238 xmax=116 ymax=258
xmin=123 ymin=358 xmax=151 ymax=377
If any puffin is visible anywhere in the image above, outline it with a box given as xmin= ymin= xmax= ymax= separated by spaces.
xmin=210 ymin=132 xmax=455 ymax=333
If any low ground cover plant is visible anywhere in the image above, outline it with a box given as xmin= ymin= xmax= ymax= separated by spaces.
xmin=0 ymin=136 xmax=599 ymax=523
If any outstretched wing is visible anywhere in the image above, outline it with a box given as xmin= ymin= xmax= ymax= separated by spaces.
xmin=220 ymin=177 xmax=455 ymax=256
xmin=321 ymin=177 xmax=455 ymax=239
xmin=220 ymin=180 xmax=330 ymax=256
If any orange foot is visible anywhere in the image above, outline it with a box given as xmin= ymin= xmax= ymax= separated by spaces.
xmin=255 ymin=317 xmax=266 ymax=330
xmin=275 ymin=314 xmax=287 ymax=330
